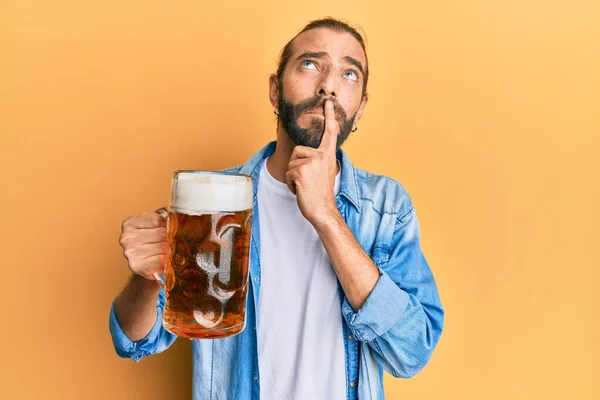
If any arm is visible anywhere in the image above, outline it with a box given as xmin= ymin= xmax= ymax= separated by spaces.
xmin=108 ymin=212 xmax=178 ymax=361
xmin=314 ymin=207 xmax=444 ymax=378
xmin=313 ymin=209 xmax=379 ymax=311
xmin=113 ymin=274 xmax=161 ymax=341
xmin=109 ymin=283 xmax=177 ymax=362
xmin=285 ymin=99 xmax=443 ymax=377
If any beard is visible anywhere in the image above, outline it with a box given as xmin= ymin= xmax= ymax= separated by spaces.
xmin=278 ymin=87 xmax=356 ymax=149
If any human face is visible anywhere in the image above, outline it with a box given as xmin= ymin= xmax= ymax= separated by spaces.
xmin=270 ymin=27 xmax=368 ymax=149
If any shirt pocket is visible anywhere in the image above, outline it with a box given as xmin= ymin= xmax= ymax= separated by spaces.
xmin=371 ymin=245 xmax=390 ymax=268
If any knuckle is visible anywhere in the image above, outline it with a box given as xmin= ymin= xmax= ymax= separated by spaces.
xmin=119 ymin=232 xmax=136 ymax=247
xmin=123 ymin=247 xmax=136 ymax=260
xmin=121 ymin=217 xmax=133 ymax=231
xmin=122 ymin=250 xmax=131 ymax=260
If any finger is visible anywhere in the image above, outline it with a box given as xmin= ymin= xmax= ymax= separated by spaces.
xmin=319 ymin=100 xmax=339 ymax=154
xmin=139 ymin=242 xmax=169 ymax=259
xmin=290 ymin=145 xmax=317 ymax=161
xmin=124 ymin=212 xmax=167 ymax=230
xmin=123 ymin=241 xmax=167 ymax=262
xmin=120 ymin=228 xmax=167 ymax=246
xmin=132 ymin=254 xmax=166 ymax=278
xmin=138 ymin=228 xmax=167 ymax=244
xmin=154 ymin=207 xmax=168 ymax=218
xmin=288 ymin=158 xmax=310 ymax=171
xmin=285 ymin=169 xmax=297 ymax=195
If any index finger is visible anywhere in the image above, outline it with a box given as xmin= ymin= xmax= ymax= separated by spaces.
xmin=319 ymin=100 xmax=339 ymax=154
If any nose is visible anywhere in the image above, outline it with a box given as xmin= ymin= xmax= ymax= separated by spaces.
xmin=316 ymin=69 xmax=338 ymax=98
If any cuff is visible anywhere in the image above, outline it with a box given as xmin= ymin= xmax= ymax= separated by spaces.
xmin=108 ymin=298 xmax=164 ymax=362
xmin=341 ymin=271 xmax=410 ymax=342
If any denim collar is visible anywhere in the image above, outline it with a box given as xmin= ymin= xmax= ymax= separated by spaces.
xmin=239 ymin=141 xmax=361 ymax=213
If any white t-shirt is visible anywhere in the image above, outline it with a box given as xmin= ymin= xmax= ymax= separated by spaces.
xmin=256 ymin=157 xmax=346 ymax=400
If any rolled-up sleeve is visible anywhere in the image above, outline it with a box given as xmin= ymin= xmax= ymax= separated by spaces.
xmin=341 ymin=207 xmax=444 ymax=378
xmin=108 ymin=289 xmax=178 ymax=362
xmin=341 ymin=271 xmax=410 ymax=342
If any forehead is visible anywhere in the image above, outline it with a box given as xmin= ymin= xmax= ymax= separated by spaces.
xmin=290 ymin=27 xmax=367 ymax=66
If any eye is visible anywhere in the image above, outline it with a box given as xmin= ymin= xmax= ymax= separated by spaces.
xmin=301 ymin=60 xmax=318 ymax=70
xmin=344 ymin=70 xmax=358 ymax=81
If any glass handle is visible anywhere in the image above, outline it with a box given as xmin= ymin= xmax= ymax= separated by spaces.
xmin=153 ymin=207 xmax=168 ymax=289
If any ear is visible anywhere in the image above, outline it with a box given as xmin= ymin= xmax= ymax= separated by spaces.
xmin=269 ymin=74 xmax=280 ymax=108
xmin=354 ymin=93 xmax=369 ymax=122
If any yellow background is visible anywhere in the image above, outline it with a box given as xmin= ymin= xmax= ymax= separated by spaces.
xmin=2 ymin=1 xmax=599 ymax=399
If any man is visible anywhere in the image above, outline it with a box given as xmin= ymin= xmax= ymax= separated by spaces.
xmin=110 ymin=17 xmax=444 ymax=400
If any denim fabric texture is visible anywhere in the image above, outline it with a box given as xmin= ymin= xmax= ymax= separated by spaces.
xmin=109 ymin=141 xmax=444 ymax=400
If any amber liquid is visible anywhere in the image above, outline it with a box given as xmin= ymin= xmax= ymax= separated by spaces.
xmin=163 ymin=209 xmax=252 ymax=339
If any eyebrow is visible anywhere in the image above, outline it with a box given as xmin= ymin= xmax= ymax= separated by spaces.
xmin=343 ymin=56 xmax=365 ymax=77
xmin=296 ymin=52 xmax=365 ymax=77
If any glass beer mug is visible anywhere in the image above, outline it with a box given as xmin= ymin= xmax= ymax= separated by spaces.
xmin=154 ymin=171 xmax=253 ymax=339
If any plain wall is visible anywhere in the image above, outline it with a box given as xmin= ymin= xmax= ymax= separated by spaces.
xmin=1 ymin=1 xmax=598 ymax=399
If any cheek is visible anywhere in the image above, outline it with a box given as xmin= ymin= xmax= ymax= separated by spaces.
xmin=284 ymin=80 xmax=304 ymax=103
xmin=284 ymin=72 xmax=317 ymax=99
xmin=340 ymin=95 xmax=360 ymax=117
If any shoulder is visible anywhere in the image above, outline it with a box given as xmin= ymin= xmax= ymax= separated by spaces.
xmin=355 ymin=168 xmax=414 ymax=220
xmin=220 ymin=165 xmax=243 ymax=173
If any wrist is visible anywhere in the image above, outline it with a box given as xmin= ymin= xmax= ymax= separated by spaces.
xmin=311 ymin=206 xmax=342 ymax=232
xmin=131 ymin=273 xmax=162 ymax=295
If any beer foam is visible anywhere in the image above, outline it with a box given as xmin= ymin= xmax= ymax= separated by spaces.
xmin=171 ymin=172 xmax=253 ymax=214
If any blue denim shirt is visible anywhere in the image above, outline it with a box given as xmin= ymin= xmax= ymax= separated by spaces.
xmin=109 ymin=141 xmax=444 ymax=400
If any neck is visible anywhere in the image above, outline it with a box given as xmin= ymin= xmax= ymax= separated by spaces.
xmin=266 ymin=123 xmax=340 ymax=183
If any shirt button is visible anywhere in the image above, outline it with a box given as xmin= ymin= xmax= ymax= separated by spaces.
xmin=253 ymin=376 xmax=258 ymax=381
xmin=350 ymin=381 xmax=355 ymax=388
xmin=348 ymin=334 xmax=354 ymax=340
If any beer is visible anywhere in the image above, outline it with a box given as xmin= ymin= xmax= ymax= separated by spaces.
xmin=161 ymin=171 xmax=253 ymax=339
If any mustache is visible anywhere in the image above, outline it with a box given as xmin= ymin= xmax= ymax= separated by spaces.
xmin=294 ymin=96 xmax=348 ymax=121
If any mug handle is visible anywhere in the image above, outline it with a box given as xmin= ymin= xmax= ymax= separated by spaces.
xmin=152 ymin=207 xmax=169 ymax=288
